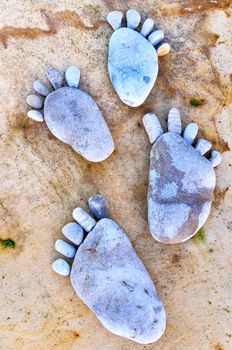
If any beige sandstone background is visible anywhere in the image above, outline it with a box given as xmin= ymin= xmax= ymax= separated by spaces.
xmin=0 ymin=1 xmax=232 ymax=349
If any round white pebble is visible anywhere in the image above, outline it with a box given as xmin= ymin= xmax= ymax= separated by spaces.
xmin=62 ymin=222 xmax=84 ymax=245
xmin=27 ymin=95 xmax=43 ymax=109
xmin=55 ymin=239 xmax=76 ymax=258
xmin=52 ymin=259 xmax=71 ymax=276
xmin=65 ymin=66 xmax=80 ymax=88
xmin=27 ymin=110 xmax=44 ymax=122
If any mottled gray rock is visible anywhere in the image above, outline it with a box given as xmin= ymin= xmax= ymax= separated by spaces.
xmin=88 ymin=194 xmax=109 ymax=219
xmin=62 ymin=222 xmax=84 ymax=246
xmin=108 ymin=28 xmax=158 ymax=107
xmin=71 ymin=218 xmax=166 ymax=344
xmin=26 ymin=94 xmax=43 ymax=109
xmin=44 ymin=87 xmax=114 ymax=162
xmin=148 ymin=132 xmax=216 ymax=243
xmin=45 ymin=67 xmax=63 ymax=90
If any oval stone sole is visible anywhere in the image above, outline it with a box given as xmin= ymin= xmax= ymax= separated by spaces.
xmin=70 ymin=218 xmax=166 ymax=344
xmin=148 ymin=132 xmax=216 ymax=244
xmin=108 ymin=28 xmax=158 ymax=107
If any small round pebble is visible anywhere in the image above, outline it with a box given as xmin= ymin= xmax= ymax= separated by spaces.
xmin=65 ymin=66 xmax=80 ymax=88
xmin=52 ymin=259 xmax=70 ymax=276
xmin=26 ymin=95 xmax=43 ymax=109
xmin=27 ymin=110 xmax=44 ymax=122
xmin=55 ymin=239 xmax=76 ymax=258
xmin=33 ymin=80 xmax=50 ymax=96
xmin=62 ymin=222 xmax=84 ymax=245
xmin=88 ymin=194 xmax=109 ymax=219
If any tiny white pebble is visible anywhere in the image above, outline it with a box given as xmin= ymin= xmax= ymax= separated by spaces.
xmin=52 ymin=259 xmax=71 ymax=276
xmin=55 ymin=239 xmax=76 ymax=258
xmin=65 ymin=66 xmax=80 ymax=88
xmin=33 ymin=80 xmax=50 ymax=96
xmin=140 ymin=18 xmax=154 ymax=37
xmin=62 ymin=222 xmax=84 ymax=245
xmin=27 ymin=110 xmax=44 ymax=122
xmin=26 ymin=95 xmax=43 ymax=109
xmin=148 ymin=30 xmax=164 ymax=46
xmin=157 ymin=43 xmax=171 ymax=57
xmin=73 ymin=208 xmax=96 ymax=232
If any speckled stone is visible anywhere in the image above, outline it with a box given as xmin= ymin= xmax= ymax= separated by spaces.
xmin=88 ymin=194 xmax=109 ymax=219
xmin=45 ymin=67 xmax=63 ymax=90
xmin=148 ymin=132 xmax=216 ymax=244
xmin=108 ymin=28 xmax=158 ymax=107
xmin=71 ymin=218 xmax=166 ymax=344
xmin=44 ymin=87 xmax=114 ymax=162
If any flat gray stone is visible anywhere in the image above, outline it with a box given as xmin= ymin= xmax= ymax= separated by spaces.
xmin=71 ymin=218 xmax=166 ymax=344
xmin=44 ymin=87 xmax=114 ymax=162
xmin=148 ymin=132 xmax=216 ymax=244
xmin=88 ymin=194 xmax=109 ymax=219
xmin=108 ymin=28 xmax=158 ymax=107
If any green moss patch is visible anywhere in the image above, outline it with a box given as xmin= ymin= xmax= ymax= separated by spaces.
xmin=192 ymin=227 xmax=206 ymax=243
xmin=190 ymin=98 xmax=204 ymax=107
xmin=1 ymin=239 xmax=15 ymax=248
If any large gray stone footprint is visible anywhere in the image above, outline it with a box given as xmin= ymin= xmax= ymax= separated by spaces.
xmin=143 ymin=109 xmax=222 ymax=244
xmin=52 ymin=194 xmax=166 ymax=344
xmin=26 ymin=66 xmax=114 ymax=162
xmin=107 ymin=9 xmax=170 ymax=107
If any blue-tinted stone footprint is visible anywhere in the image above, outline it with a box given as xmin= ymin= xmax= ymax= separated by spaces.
xmin=107 ymin=9 xmax=170 ymax=107
xmin=143 ymin=108 xmax=222 ymax=244
xmin=52 ymin=194 xmax=166 ymax=344
xmin=26 ymin=66 xmax=114 ymax=162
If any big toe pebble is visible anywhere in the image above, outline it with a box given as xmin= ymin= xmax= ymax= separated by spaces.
xmin=88 ymin=194 xmax=109 ymax=219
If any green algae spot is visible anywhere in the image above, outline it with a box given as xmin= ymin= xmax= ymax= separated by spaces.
xmin=1 ymin=239 xmax=15 ymax=248
xmin=190 ymin=98 xmax=204 ymax=107
xmin=19 ymin=123 xmax=27 ymax=129
xmin=192 ymin=227 xmax=206 ymax=243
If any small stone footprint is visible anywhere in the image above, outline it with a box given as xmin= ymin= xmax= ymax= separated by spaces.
xmin=26 ymin=66 xmax=114 ymax=162
xmin=143 ymin=109 xmax=222 ymax=244
xmin=52 ymin=194 xmax=166 ymax=344
xmin=107 ymin=9 xmax=170 ymax=107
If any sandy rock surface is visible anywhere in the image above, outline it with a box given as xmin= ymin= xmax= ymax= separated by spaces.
xmin=0 ymin=1 xmax=232 ymax=349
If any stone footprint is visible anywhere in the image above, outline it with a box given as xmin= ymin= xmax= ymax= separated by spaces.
xmin=26 ymin=66 xmax=114 ymax=162
xmin=143 ymin=109 xmax=222 ymax=244
xmin=107 ymin=9 xmax=170 ymax=107
xmin=52 ymin=194 xmax=166 ymax=344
